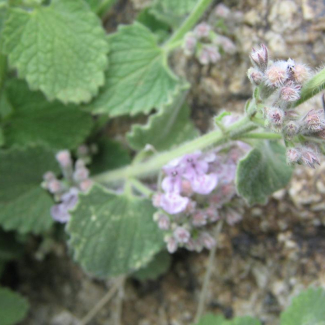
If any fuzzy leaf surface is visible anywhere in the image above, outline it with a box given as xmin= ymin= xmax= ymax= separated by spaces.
xmin=2 ymin=0 xmax=109 ymax=103
xmin=0 ymin=286 xmax=29 ymax=325
xmin=132 ymin=250 xmax=171 ymax=281
xmin=3 ymin=79 xmax=93 ymax=149
xmin=236 ymin=141 xmax=292 ymax=205
xmin=195 ymin=314 xmax=261 ymax=325
xmin=280 ymin=288 xmax=325 ymax=325
xmin=127 ymin=92 xmax=198 ymax=151
xmin=0 ymin=146 xmax=58 ymax=233
xmin=85 ymin=22 xmax=181 ymax=116
xmin=67 ymin=185 xmax=164 ymax=277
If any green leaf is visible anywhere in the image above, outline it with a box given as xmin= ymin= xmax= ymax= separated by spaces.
xmin=85 ymin=0 xmax=117 ymax=15
xmin=215 ymin=111 xmax=231 ymax=123
xmin=67 ymin=184 xmax=164 ymax=277
xmin=0 ymin=286 xmax=29 ymax=325
xmin=195 ymin=314 xmax=261 ymax=325
xmin=150 ymin=0 xmax=198 ymax=28
xmin=0 ymin=146 xmax=59 ymax=234
xmin=236 ymin=141 xmax=293 ymax=205
xmin=2 ymin=0 xmax=109 ymax=104
xmin=280 ymin=288 xmax=325 ymax=325
xmin=90 ymin=138 xmax=131 ymax=175
xmin=132 ymin=250 xmax=171 ymax=281
xmin=85 ymin=22 xmax=182 ymax=117
xmin=127 ymin=92 xmax=198 ymax=151
xmin=3 ymin=79 xmax=93 ymax=149
xmin=136 ymin=8 xmax=170 ymax=43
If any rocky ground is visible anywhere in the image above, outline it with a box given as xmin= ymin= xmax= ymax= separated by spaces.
xmin=4 ymin=0 xmax=325 ymax=324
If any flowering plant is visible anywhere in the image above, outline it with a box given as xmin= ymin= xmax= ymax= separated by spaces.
xmin=0 ymin=0 xmax=325 ymax=323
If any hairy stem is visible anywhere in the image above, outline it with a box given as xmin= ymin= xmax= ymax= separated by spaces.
xmin=238 ymin=132 xmax=282 ymax=140
xmin=164 ymin=0 xmax=214 ymax=50
xmin=130 ymin=178 xmax=154 ymax=197
xmin=79 ymin=276 xmax=125 ymax=325
xmin=93 ymin=116 xmax=258 ymax=183
xmin=194 ymin=221 xmax=223 ymax=323
xmin=295 ymin=67 xmax=325 ymax=107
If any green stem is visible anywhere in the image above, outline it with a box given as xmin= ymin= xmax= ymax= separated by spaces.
xmin=239 ymin=132 xmax=282 ymax=140
xmin=93 ymin=116 xmax=257 ymax=183
xmin=129 ymin=179 xmax=154 ymax=197
xmin=295 ymin=67 xmax=325 ymax=107
xmin=164 ymin=0 xmax=214 ymax=50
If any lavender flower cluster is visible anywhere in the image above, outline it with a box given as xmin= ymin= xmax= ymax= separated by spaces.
xmin=247 ymin=44 xmax=325 ymax=168
xmin=152 ymin=134 xmax=250 ymax=253
xmin=183 ymin=21 xmax=236 ymax=65
xmin=42 ymin=149 xmax=94 ymax=223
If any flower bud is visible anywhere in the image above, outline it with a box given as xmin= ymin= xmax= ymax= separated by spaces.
xmin=183 ymin=32 xmax=197 ymax=56
xmin=283 ymin=121 xmax=300 ymax=138
xmin=48 ymin=179 xmax=63 ymax=194
xmin=214 ymin=35 xmax=236 ymax=54
xmin=247 ymin=67 xmax=264 ymax=86
xmin=56 ymin=150 xmax=72 ymax=168
xmin=79 ymin=179 xmax=93 ymax=192
xmin=266 ymin=107 xmax=285 ymax=126
xmin=194 ymin=22 xmax=211 ymax=39
xmin=192 ymin=211 xmax=207 ymax=227
xmin=157 ymin=214 xmax=170 ymax=230
xmin=292 ymin=63 xmax=311 ymax=85
xmin=43 ymin=171 xmax=55 ymax=182
xmin=166 ymin=237 xmax=178 ymax=254
xmin=152 ymin=193 xmax=161 ymax=208
xmin=250 ymin=44 xmax=268 ymax=72
xmin=265 ymin=61 xmax=289 ymax=87
xmin=301 ymin=147 xmax=320 ymax=169
xmin=301 ymin=109 xmax=325 ymax=133
xmin=73 ymin=166 xmax=89 ymax=182
xmin=279 ymin=82 xmax=301 ymax=102
xmin=198 ymin=45 xmax=221 ymax=65
xmin=286 ymin=148 xmax=301 ymax=165
xmin=174 ymin=227 xmax=191 ymax=243
xmin=215 ymin=3 xmax=230 ymax=18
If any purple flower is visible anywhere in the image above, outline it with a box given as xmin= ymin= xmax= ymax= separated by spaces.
xmin=162 ymin=158 xmax=183 ymax=193
xmin=182 ymin=152 xmax=208 ymax=180
xmin=50 ymin=188 xmax=79 ymax=223
xmin=160 ymin=193 xmax=189 ymax=215
xmin=51 ymin=204 xmax=71 ymax=223
xmin=191 ymin=173 xmax=218 ymax=195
